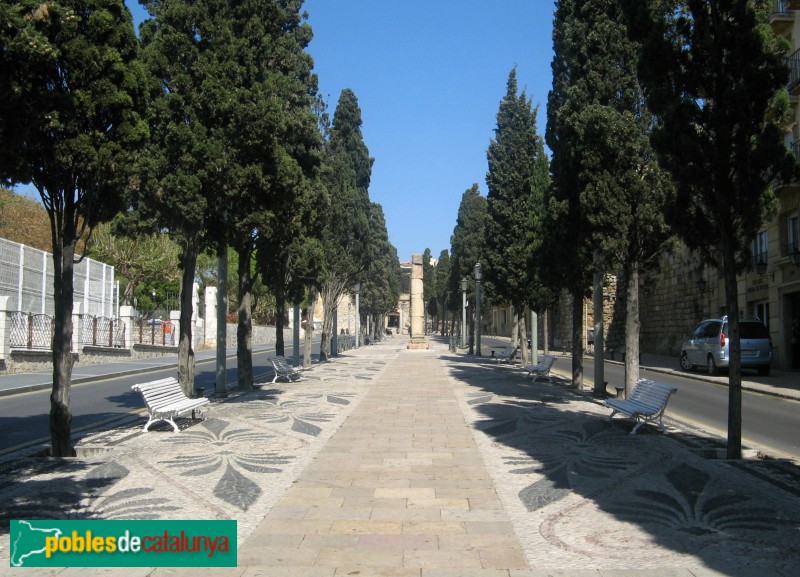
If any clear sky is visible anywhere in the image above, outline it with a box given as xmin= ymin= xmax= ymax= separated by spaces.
xmin=18 ymin=1 xmax=556 ymax=264
xmin=302 ymin=0 xmax=555 ymax=262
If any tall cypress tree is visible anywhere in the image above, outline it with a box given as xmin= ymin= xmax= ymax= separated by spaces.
xmin=138 ymin=0 xmax=232 ymax=395
xmin=484 ymin=68 xmax=550 ymax=365
xmin=318 ymin=89 xmax=373 ymax=359
xmin=0 ymin=0 xmax=148 ymax=456
xmin=435 ymin=249 xmax=451 ymax=334
xmin=360 ymin=202 xmax=400 ymax=340
xmin=626 ymin=0 xmax=793 ymax=457
xmin=449 ymin=184 xmax=487 ymax=354
xmin=551 ymin=0 xmax=675 ymax=394
xmin=546 ymin=0 xmax=600 ymax=388
xmin=223 ymin=0 xmax=322 ymax=386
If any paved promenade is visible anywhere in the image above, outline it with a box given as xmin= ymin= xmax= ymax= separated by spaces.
xmin=2 ymin=336 xmax=800 ymax=576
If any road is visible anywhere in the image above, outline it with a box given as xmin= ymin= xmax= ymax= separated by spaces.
xmin=3 ymin=339 xmax=798 ymax=461
xmin=575 ymin=361 xmax=800 ymax=460
xmin=0 ymin=340 xmax=320 ymax=455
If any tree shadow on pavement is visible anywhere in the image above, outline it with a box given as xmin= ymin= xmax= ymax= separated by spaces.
xmin=444 ymin=353 xmax=800 ymax=576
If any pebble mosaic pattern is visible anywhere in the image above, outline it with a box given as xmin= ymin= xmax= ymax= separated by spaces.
xmin=0 ymin=352 xmax=398 ymax=550
xmin=446 ymin=357 xmax=800 ymax=574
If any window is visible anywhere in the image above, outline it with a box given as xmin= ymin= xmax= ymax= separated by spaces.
xmin=754 ymin=302 xmax=770 ymax=330
xmin=789 ymin=216 xmax=799 ymax=255
xmin=753 ymin=230 xmax=768 ymax=266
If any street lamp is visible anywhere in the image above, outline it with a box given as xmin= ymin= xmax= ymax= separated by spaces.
xmin=474 ymin=263 xmax=482 ymax=357
xmin=354 ymin=283 xmax=361 ymax=348
xmin=461 ymin=277 xmax=468 ymax=349
xmin=151 ymin=289 xmax=156 ymax=318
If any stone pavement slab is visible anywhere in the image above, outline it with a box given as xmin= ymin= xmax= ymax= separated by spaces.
xmin=1 ymin=336 xmax=799 ymax=577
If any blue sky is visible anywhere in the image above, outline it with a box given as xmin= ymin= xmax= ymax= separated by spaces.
xmin=19 ymin=1 xmax=556 ymax=263
xmin=302 ymin=0 xmax=555 ymax=262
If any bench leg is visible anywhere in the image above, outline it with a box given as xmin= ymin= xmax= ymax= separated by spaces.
xmin=142 ymin=415 xmax=156 ymax=433
xmin=630 ymin=420 xmax=645 ymax=435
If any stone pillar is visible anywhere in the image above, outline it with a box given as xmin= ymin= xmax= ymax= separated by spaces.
xmin=0 ymin=296 xmax=10 ymax=364
xmin=120 ymin=305 xmax=137 ymax=350
xmin=408 ymin=253 xmax=429 ymax=349
xmin=72 ymin=302 xmax=84 ymax=353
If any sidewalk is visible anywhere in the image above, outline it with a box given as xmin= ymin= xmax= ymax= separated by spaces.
xmin=0 ymin=344 xmax=279 ymax=397
xmin=479 ymin=335 xmax=800 ymax=402
xmin=2 ymin=336 xmax=800 ymax=576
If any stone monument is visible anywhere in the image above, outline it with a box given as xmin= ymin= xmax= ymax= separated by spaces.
xmin=407 ymin=253 xmax=429 ymax=349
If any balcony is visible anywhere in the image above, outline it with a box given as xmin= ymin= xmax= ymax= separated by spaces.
xmin=788 ymin=47 xmax=800 ymax=94
xmin=770 ymin=1 xmax=795 ymax=34
xmin=753 ymin=252 xmax=769 ymax=275
xmin=787 ymin=242 xmax=800 ymax=265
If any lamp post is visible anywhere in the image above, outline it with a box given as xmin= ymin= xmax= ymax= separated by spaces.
xmin=354 ymin=283 xmax=361 ymax=348
xmin=474 ymin=262 xmax=482 ymax=357
xmin=151 ymin=289 xmax=156 ymax=318
xmin=461 ymin=277 xmax=468 ymax=349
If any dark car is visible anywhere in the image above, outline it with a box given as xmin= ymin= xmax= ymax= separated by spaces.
xmin=679 ymin=317 xmax=772 ymax=376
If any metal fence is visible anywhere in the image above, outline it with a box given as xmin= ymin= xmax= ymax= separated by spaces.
xmin=0 ymin=237 xmax=117 ymax=317
xmin=80 ymin=315 xmax=126 ymax=348
xmin=133 ymin=319 xmax=177 ymax=347
xmin=9 ymin=312 xmax=126 ymax=349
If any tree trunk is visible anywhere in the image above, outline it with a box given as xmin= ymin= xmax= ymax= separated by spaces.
xmin=304 ymin=286 xmax=317 ymax=368
xmin=319 ymin=282 xmax=336 ymax=361
xmin=275 ymin=294 xmax=286 ymax=357
xmin=571 ymin=287 xmax=584 ymax=390
xmin=543 ymin=309 xmax=550 ymax=355
xmin=519 ymin=311 xmax=529 ymax=367
xmin=177 ymin=236 xmax=199 ymax=397
xmin=50 ymin=234 xmax=76 ymax=458
xmin=722 ymin=243 xmax=742 ymax=459
xmin=624 ymin=261 xmax=640 ymax=396
xmin=237 ymin=248 xmax=254 ymax=390
xmin=468 ymin=309 xmax=475 ymax=355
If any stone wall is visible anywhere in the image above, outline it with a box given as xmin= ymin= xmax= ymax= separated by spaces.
xmin=639 ymin=244 xmax=707 ymax=357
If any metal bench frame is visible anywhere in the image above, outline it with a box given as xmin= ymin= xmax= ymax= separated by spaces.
xmin=522 ymin=355 xmax=556 ymax=377
xmin=131 ymin=377 xmax=209 ymax=433
xmin=605 ymin=378 xmax=677 ymax=435
xmin=271 ymin=356 xmax=303 ymax=383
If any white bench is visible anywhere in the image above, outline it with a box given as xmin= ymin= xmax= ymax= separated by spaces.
xmin=605 ymin=378 xmax=677 ymax=435
xmin=131 ymin=377 xmax=209 ymax=433
xmin=271 ymin=356 xmax=303 ymax=383
xmin=492 ymin=346 xmax=518 ymax=363
xmin=522 ymin=355 xmax=556 ymax=377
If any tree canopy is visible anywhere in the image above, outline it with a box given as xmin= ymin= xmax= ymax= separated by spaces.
xmin=0 ymin=0 xmax=148 ymax=456
xmin=484 ymin=68 xmax=549 ymax=315
xmin=626 ymin=0 xmax=793 ymax=457
xmin=317 ymin=88 xmax=373 ymax=359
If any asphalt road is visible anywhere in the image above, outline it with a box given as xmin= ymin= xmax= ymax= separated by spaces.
xmin=583 ymin=361 xmax=800 ymax=460
xmin=0 ymin=341 xmax=321 ymax=455
xmin=3 ymin=338 xmax=798 ymax=461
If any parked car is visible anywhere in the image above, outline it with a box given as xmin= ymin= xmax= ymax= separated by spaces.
xmin=679 ymin=317 xmax=772 ymax=376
